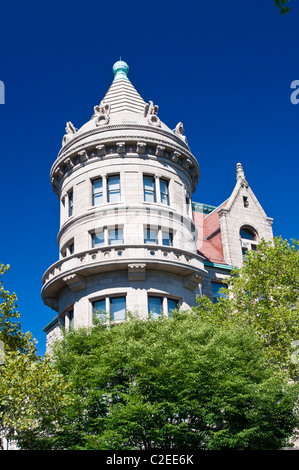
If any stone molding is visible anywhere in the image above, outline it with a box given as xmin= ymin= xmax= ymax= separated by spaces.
xmin=51 ymin=138 xmax=199 ymax=195
xmin=42 ymin=245 xmax=206 ymax=303
xmin=57 ymin=203 xmax=197 ymax=245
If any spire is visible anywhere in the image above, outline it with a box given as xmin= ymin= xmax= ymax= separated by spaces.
xmin=236 ymin=162 xmax=245 ymax=180
xmin=112 ymin=60 xmax=129 ymax=81
xmin=101 ymin=60 xmax=145 ymax=115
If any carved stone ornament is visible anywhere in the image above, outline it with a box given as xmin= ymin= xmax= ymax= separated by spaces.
xmin=128 ymin=264 xmax=146 ymax=281
xmin=183 ymin=272 xmax=202 ymax=291
xmin=175 ymin=122 xmax=187 ymax=143
xmin=62 ymin=121 xmax=76 ymax=146
xmin=144 ymin=100 xmax=161 ymax=127
xmin=63 ymin=274 xmax=86 ymax=292
xmin=94 ymin=100 xmax=111 ymax=126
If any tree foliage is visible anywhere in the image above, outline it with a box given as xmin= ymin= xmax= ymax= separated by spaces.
xmin=21 ymin=313 xmax=299 ymax=450
xmin=194 ymin=237 xmax=299 ymax=378
xmin=0 ymin=263 xmax=70 ymax=449
xmin=274 ymin=0 xmax=291 ymax=15
xmin=0 ymin=263 xmax=33 ymax=354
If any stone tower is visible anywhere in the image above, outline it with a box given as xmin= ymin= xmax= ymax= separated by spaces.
xmin=42 ymin=60 xmax=205 ymax=348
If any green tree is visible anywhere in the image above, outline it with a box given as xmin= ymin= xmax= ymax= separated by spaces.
xmin=0 ymin=263 xmax=33 ymax=354
xmin=0 ymin=263 xmax=71 ymax=449
xmin=26 ymin=314 xmax=299 ymax=450
xmin=274 ymin=0 xmax=291 ymax=15
xmin=194 ymin=237 xmax=299 ymax=378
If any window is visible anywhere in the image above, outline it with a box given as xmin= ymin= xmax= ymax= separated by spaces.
xmin=92 ymin=178 xmax=103 ymax=206
xmin=93 ymin=299 xmax=106 ymax=321
xmin=167 ymin=298 xmax=178 ymax=316
xmin=243 ymin=196 xmax=249 ymax=208
xmin=148 ymin=296 xmax=163 ymax=319
xmin=162 ymin=230 xmax=173 ymax=246
xmin=108 ymin=227 xmax=123 ymax=245
xmin=160 ymin=179 xmax=169 ymax=205
xmin=107 ymin=174 xmax=121 ymax=203
xmin=143 ymin=175 xmax=156 ymax=203
xmin=240 ymin=228 xmax=256 ymax=240
xmin=212 ymin=282 xmax=226 ymax=304
xmin=61 ymin=240 xmax=74 ymax=258
xmin=148 ymin=295 xmax=179 ymax=318
xmin=110 ymin=296 xmax=126 ymax=321
xmin=92 ymin=230 xmax=105 ymax=247
xmin=144 ymin=226 xmax=158 ymax=244
xmin=93 ymin=296 xmax=126 ymax=323
xmin=240 ymin=226 xmax=258 ymax=260
xmin=68 ymin=309 xmax=74 ymax=329
xmin=68 ymin=190 xmax=73 ymax=217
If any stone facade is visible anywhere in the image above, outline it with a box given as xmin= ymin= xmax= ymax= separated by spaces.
xmin=42 ymin=61 xmax=273 ymax=351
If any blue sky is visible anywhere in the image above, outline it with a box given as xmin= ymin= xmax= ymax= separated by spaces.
xmin=0 ymin=0 xmax=298 ymax=355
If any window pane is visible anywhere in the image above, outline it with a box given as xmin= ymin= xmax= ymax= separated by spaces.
xmin=167 ymin=299 xmax=178 ymax=316
xmin=108 ymin=175 xmax=121 ymax=202
xmin=212 ymin=283 xmax=226 ymax=303
xmin=68 ymin=309 xmax=74 ymax=328
xmin=144 ymin=227 xmax=158 ymax=244
xmin=162 ymin=230 xmax=173 ymax=246
xmin=148 ymin=296 xmax=163 ymax=319
xmin=93 ymin=299 xmax=106 ymax=320
xmin=240 ymin=229 xmax=255 ymax=240
xmin=92 ymin=179 xmax=103 ymax=206
xmin=160 ymin=179 xmax=169 ymax=205
xmin=110 ymin=296 xmax=126 ymax=321
xmin=92 ymin=231 xmax=105 ymax=247
xmin=143 ymin=176 xmax=156 ymax=202
xmin=68 ymin=190 xmax=73 ymax=216
xmin=108 ymin=227 xmax=123 ymax=245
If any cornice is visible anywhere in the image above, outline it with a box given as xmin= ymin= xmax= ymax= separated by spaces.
xmin=50 ymin=126 xmax=200 ymax=196
xmin=58 ymin=123 xmax=191 ymax=158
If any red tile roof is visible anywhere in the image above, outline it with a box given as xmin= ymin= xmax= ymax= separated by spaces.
xmin=193 ymin=201 xmax=228 ymax=265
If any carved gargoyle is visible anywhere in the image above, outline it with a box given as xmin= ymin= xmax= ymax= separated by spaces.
xmin=174 ymin=122 xmax=187 ymax=143
xmin=94 ymin=100 xmax=111 ymax=126
xmin=144 ymin=100 xmax=161 ymax=127
xmin=62 ymin=121 xmax=76 ymax=146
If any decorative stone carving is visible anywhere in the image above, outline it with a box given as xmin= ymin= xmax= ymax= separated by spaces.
xmin=116 ymin=142 xmax=126 ymax=153
xmin=96 ymin=144 xmax=106 ymax=156
xmin=65 ymin=157 xmax=74 ymax=170
xmin=136 ymin=142 xmax=146 ymax=154
xmin=171 ymin=151 xmax=180 ymax=163
xmin=174 ymin=122 xmax=187 ymax=143
xmin=236 ymin=163 xmax=248 ymax=188
xmin=183 ymin=273 xmax=202 ymax=291
xmin=63 ymin=274 xmax=86 ymax=292
xmin=144 ymin=100 xmax=161 ymax=127
xmin=62 ymin=121 xmax=76 ymax=146
xmin=94 ymin=100 xmax=111 ymax=126
xmin=128 ymin=264 xmax=146 ymax=281
xmin=155 ymin=145 xmax=165 ymax=157
xmin=78 ymin=150 xmax=88 ymax=162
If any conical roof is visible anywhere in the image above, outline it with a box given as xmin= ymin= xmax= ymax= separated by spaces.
xmin=58 ymin=60 xmax=194 ymax=166
xmin=53 ymin=60 xmax=200 ymax=195
xmin=101 ymin=60 xmax=145 ymax=115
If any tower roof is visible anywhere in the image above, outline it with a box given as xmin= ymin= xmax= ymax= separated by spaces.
xmin=53 ymin=60 xmax=200 ymax=195
xmin=101 ymin=61 xmax=145 ymax=115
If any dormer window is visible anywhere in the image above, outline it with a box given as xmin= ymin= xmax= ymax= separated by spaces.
xmin=240 ymin=226 xmax=258 ymax=260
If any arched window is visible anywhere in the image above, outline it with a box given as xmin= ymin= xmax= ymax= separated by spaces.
xmin=240 ymin=226 xmax=258 ymax=260
xmin=240 ymin=228 xmax=256 ymax=241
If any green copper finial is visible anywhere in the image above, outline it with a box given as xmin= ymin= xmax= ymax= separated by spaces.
xmin=113 ymin=60 xmax=129 ymax=81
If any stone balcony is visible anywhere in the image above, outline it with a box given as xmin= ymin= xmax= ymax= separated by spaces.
xmin=42 ymin=244 xmax=206 ymax=306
